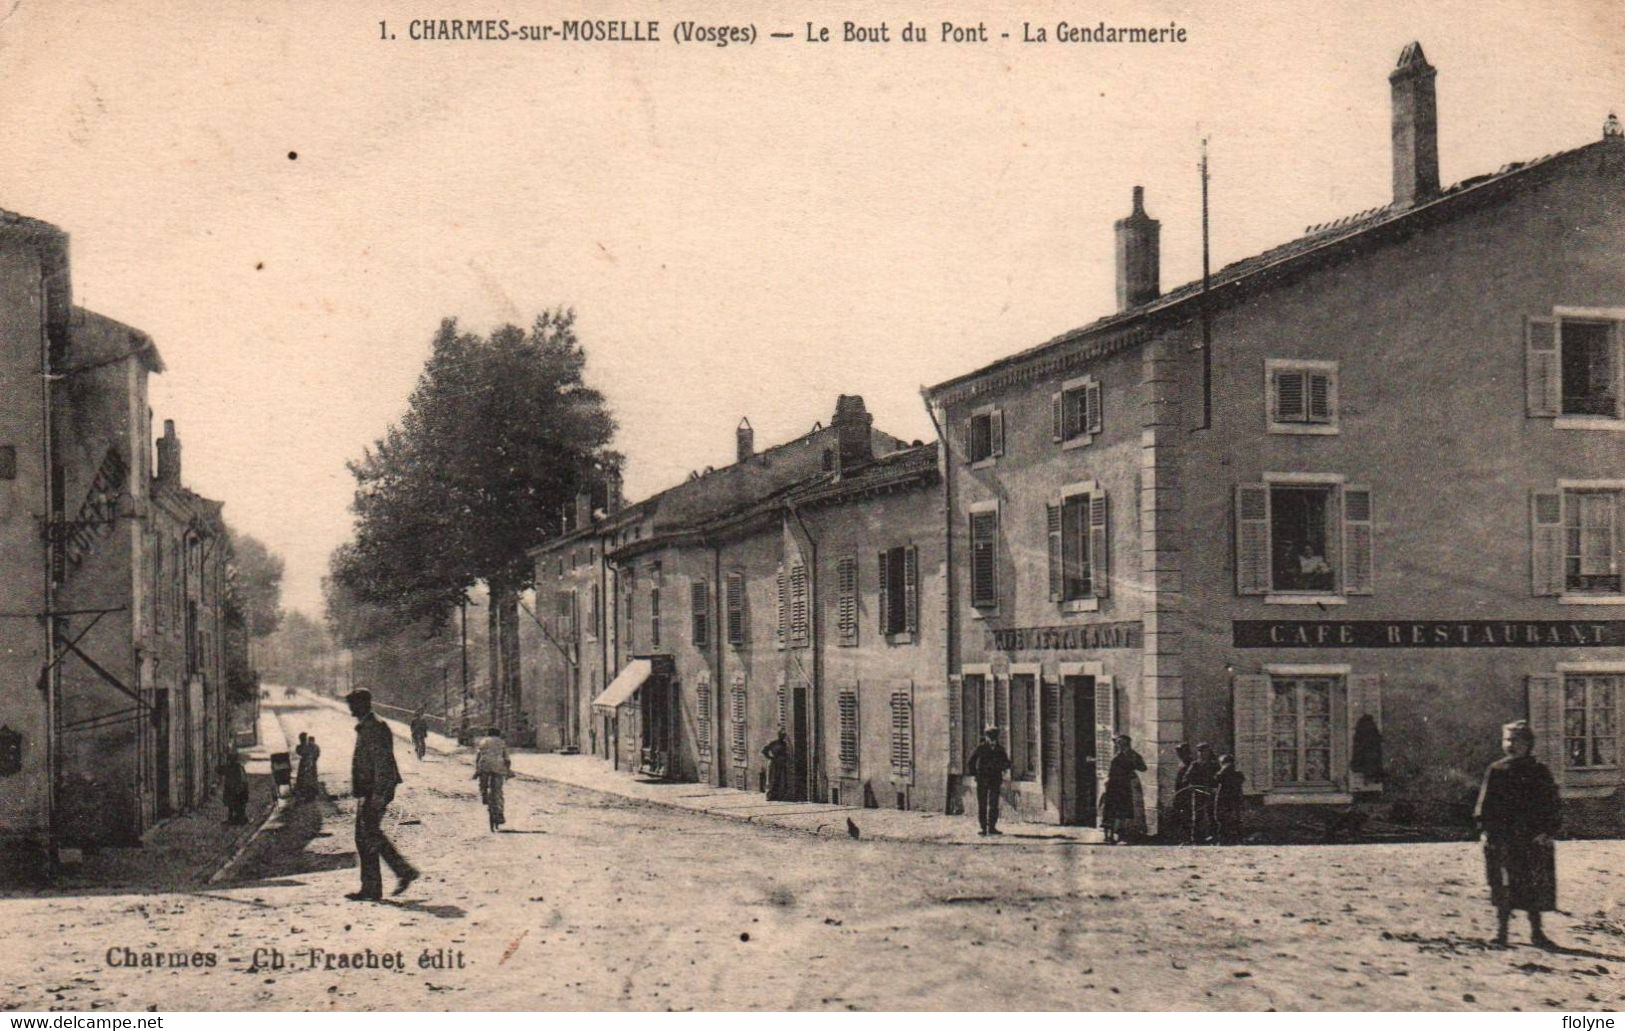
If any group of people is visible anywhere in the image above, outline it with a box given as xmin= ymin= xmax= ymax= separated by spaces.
xmin=1168 ymin=741 xmax=1246 ymax=845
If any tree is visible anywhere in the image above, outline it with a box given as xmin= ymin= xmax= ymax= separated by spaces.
xmin=226 ymin=528 xmax=285 ymax=638
xmin=332 ymin=309 xmax=620 ymax=624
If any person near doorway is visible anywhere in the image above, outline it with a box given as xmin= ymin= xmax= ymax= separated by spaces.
xmin=474 ymin=726 xmax=512 ymax=829
xmin=762 ymin=731 xmax=793 ymax=802
xmin=295 ymin=733 xmax=321 ymax=802
xmin=410 ymin=709 xmax=430 ymax=760
xmin=1188 ymin=743 xmax=1221 ymax=843
xmin=218 ymin=752 xmax=249 ymax=825
xmin=346 ymin=688 xmax=418 ymax=901
xmin=1474 ymin=720 xmax=1560 ymax=948
xmin=1214 ymin=753 xmax=1246 ymax=844
xmin=965 ymin=727 xmax=1012 ymax=836
xmin=1101 ymin=734 xmax=1147 ymax=844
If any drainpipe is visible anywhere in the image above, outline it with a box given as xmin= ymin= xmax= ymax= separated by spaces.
xmin=39 ymin=261 xmax=58 ymax=869
xmin=920 ymin=390 xmax=955 ymax=812
xmin=786 ymin=503 xmax=822 ymax=802
xmin=712 ymin=540 xmax=724 ymax=787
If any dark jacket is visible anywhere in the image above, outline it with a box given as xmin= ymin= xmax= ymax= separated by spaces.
xmin=1188 ymin=757 xmax=1220 ymax=789
xmin=352 ymin=713 xmax=403 ymax=800
xmin=1474 ymin=753 xmax=1560 ymax=843
xmin=965 ymin=742 xmax=1012 ymax=784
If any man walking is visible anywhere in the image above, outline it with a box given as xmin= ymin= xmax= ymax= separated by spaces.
xmin=965 ymin=727 xmax=1012 ymax=836
xmin=346 ymin=688 xmax=419 ymax=901
xmin=410 ymin=708 xmax=430 ymax=760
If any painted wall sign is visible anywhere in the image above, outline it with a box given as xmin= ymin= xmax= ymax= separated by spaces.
xmin=987 ymin=621 xmax=1141 ymax=652
xmin=62 ymin=447 xmax=128 ymax=568
xmin=1233 ymin=620 xmax=1625 ymax=648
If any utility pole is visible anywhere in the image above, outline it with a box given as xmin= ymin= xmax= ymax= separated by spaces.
xmin=459 ymin=597 xmax=469 ymax=741
xmin=1197 ymin=134 xmax=1213 ymax=431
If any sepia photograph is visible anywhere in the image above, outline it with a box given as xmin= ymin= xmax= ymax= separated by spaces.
xmin=0 ymin=0 xmax=1622 ymax=1015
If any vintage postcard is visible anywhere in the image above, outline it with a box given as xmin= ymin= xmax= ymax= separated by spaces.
xmin=1 ymin=0 xmax=1623 ymax=1015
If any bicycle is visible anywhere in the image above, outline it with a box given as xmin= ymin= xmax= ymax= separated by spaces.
xmin=477 ymin=770 xmax=508 ymax=832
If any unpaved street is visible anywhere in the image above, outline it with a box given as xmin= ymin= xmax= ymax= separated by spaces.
xmin=3 ymin=693 xmax=1624 ymax=1012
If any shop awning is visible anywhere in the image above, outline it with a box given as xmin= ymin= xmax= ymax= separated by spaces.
xmin=592 ymin=659 xmax=651 ymax=710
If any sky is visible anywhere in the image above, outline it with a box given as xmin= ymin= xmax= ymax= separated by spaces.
xmin=1 ymin=0 xmax=1619 ymax=615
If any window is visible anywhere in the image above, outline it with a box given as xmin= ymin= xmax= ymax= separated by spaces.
xmin=966 ymin=407 xmax=1004 ymax=464
xmin=1234 ymin=481 xmax=1373 ymax=598
xmin=649 ymin=584 xmax=661 ymax=648
xmin=556 ymin=590 xmax=575 ymax=639
xmin=1527 ymin=313 xmax=1623 ymax=421
xmin=788 ymin=560 xmax=809 ymax=648
xmin=1270 ymin=675 xmax=1338 ymax=786
xmin=838 ymin=688 xmax=859 ymax=774
xmin=890 ymin=683 xmax=914 ymax=782
xmin=969 ymin=507 xmax=998 ymax=609
xmin=835 ymin=556 xmax=858 ymax=647
xmin=588 ymin=583 xmax=600 ymax=640
xmin=1533 ymin=488 xmax=1624 ymax=596
xmin=0 ymin=445 xmax=14 ymax=479
xmin=725 ymin=572 xmax=745 ymax=646
xmin=1266 ymin=360 xmax=1337 ymax=433
xmin=1051 ymin=375 xmax=1102 ymax=447
xmin=876 ymin=545 xmax=918 ymax=638
xmin=1564 ymin=674 xmax=1618 ymax=768
xmin=1048 ymin=485 xmax=1110 ymax=604
xmin=1009 ymin=673 xmax=1036 ymax=781
xmin=690 ymin=580 xmax=709 ymax=648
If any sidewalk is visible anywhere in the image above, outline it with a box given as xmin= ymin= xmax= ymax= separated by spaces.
xmin=300 ymin=691 xmax=1104 ymax=847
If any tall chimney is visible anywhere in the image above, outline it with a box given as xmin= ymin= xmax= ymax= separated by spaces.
xmin=156 ymin=419 xmax=180 ymax=485
xmin=1390 ymin=41 xmax=1440 ymax=207
xmin=1114 ymin=186 xmax=1160 ymax=311
xmin=574 ymin=488 xmax=593 ymax=530
xmin=831 ymin=395 xmax=873 ymax=474
xmin=736 ymin=417 xmax=754 ymax=463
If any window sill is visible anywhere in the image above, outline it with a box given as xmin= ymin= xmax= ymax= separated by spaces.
xmin=1263 ymin=790 xmax=1353 ymax=806
xmin=885 ymin=631 xmax=915 ymax=645
xmin=969 ymin=457 xmax=998 ymax=470
xmin=1558 ymin=594 xmax=1625 ymax=605
xmin=1060 ymin=434 xmax=1097 ymax=451
xmin=1264 ymin=594 xmax=1347 ymax=606
xmin=969 ymin=606 xmax=998 ymax=620
xmin=1559 ymin=783 xmax=1619 ymax=800
xmin=1061 ymin=597 xmax=1101 ymax=613
xmin=1553 ymin=416 xmax=1625 ymax=432
xmin=1268 ymin=422 xmax=1339 ymax=436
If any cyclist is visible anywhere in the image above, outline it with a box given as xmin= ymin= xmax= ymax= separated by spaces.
xmin=472 ymin=726 xmax=512 ymax=831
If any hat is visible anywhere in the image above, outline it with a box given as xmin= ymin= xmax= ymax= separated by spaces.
xmin=984 ymin=726 xmax=1000 ymax=737
xmin=1197 ymin=741 xmax=1213 ymax=752
xmin=344 ymin=688 xmax=372 ymax=706
xmin=1502 ymin=720 xmax=1535 ymax=743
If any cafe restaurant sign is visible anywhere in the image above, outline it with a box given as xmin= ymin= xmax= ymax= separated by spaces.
xmin=1234 ymin=620 xmax=1625 ymax=649
xmin=988 ymin=622 xmax=1141 ymax=652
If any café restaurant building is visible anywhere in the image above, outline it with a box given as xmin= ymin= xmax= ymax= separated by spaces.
xmin=926 ymin=44 xmax=1625 ymax=835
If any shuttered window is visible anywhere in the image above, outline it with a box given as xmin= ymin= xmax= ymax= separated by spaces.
xmin=1270 ymin=676 xmax=1338 ymax=786
xmin=1052 ymin=376 xmax=1102 ymax=445
xmin=947 ymin=674 xmax=963 ymax=774
xmin=775 ymin=565 xmax=787 ymax=649
xmin=1234 ymin=481 xmax=1372 ymax=598
xmin=788 ymin=561 xmax=809 ymax=648
xmin=1237 ymin=672 xmax=1379 ymax=796
xmin=969 ymin=509 xmax=998 ymax=609
xmin=1009 ymin=673 xmax=1036 ymax=781
xmin=691 ymin=580 xmax=709 ymax=647
xmin=835 ymin=556 xmax=858 ymax=647
xmin=838 ymin=687 xmax=859 ymax=773
xmin=649 ymin=585 xmax=660 ymax=648
xmin=725 ymin=572 xmax=745 ymax=646
xmin=588 ymin=583 xmax=600 ymax=640
xmin=696 ymin=673 xmax=712 ymax=779
xmin=961 ymin=674 xmax=985 ymax=770
xmin=890 ymin=683 xmax=914 ymax=782
xmin=1527 ymin=314 xmax=1624 ymax=419
xmin=1049 ymin=489 xmax=1110 ymax=602
xmin=1563 ymin=674 xmax=1620 ymax=769
xmin=776 ymin=673 xmax=788 ymax=733
xmin=967 ymin=408 xmax=1003 ymax=463
xmin=729 ymin=676 xmax=748 ymax=785
xmin=1534 ymin=489 xmax=1624 ymax=596
xmin=877 ymin=546 xmax=919 ymax=637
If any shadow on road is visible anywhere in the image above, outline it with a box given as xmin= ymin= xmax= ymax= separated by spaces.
xmin=221 ymin=791 xmax=355 ymax=884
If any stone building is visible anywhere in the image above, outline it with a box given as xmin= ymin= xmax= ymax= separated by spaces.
xmin=925 ymin=44 xmax=1625 ymax=835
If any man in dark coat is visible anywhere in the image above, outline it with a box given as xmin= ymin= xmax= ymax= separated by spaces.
xmin=965 ymin=727 xmax=1012 ymax=836
xmin=218 ymin=754 xmax=249 ymax=825
xmin=1188 ymin=743 xmax=1221 ymax=843
xmin=762 ymin=732 xmax=793 ymax=802
xmin=347 ymin=688 xmax=418 ymax=901
xmin=1475 ymin=719 xmax=1560 ymax=948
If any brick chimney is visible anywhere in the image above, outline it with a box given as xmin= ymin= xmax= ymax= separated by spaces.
xmin=573 ymin=488 xmax=593 ymax=530
xmin=1114 ymin=186 xmax=1160 ymax=311
xmin=736 ymin=417 xmax=754 ymax=463
xmin=1390 ymin=41 xmax=1440 ymax=207
xmin=155 ymin=419 xmax=180 ymax=485
xmin=831 ymin=395 xmax=873 ymax=473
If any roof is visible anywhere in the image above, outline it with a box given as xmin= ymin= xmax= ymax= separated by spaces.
xmin=926 ymin=137 xmax=1618 ymax=401
xmin=71 ymin=307 xmax=165 ymax=374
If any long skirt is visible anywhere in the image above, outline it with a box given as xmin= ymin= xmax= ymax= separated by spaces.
xmin=1484 ymin=838 xmax=1557 ymax=913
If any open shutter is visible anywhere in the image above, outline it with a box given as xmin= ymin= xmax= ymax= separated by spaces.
xmin=1046 ymin=503 xmax=1063 ymax=601
xmin=838 ymin=687 xmax=859 ymax=774
xmin=1531 ymin=490 xmax=1565 ymax=596
xmin=1085 ymin=381 xmax=1103 ymax=435
xmin=789 ymin=561 xmax=809 ymax=648
xmin=1525 ymin=316 xmax=1560 ymax=417
xmin=1343 ymin=486 xmax=1373 ymax=595
xmin=876 ymin=551 xmax=890 ymax=635
xmin=1275 ymin=370 xmax=1306 ymax=422
xmin=1233 ymin=674 xmax=1272 ymax=795
xmin=903 ymin=546 xmax=919 ymax=634
xmin=970 ymin=511 xmax=998 ymax=608
xmin=890 ymin=683 xmax=914 ymax=783
xmin=725 ymin=573 xmax=744 ymax=645
xmin=836 ymin=556 xmax=858 ymax=647
xmin=1308 ymin=373 xmax=1333 ymax=423
xmin=696 ymin=672 xmax=713 ymax=780
xmin=1526 ymin=674 xmax=1566 ymax=789
xmin=990 ymin=410 xmax=1005 ymax=458
xmin=1094 ymin=676 xmax=1115 ymax=813
xmin=1235 ymin=484 xmax=1271 ymax=595
xmin=776 ymin=671 xmax=788 ymax=733
xmin=947 ymin=674 xmax=963 ymax=774
xmin=1089 ymin=493 xmax=1110 ymax=598
xmin=1347 ymin=673 xmax=1382 ymax=792
xmin=1051 ymin=393 xmax=1063 ymax=441
xmin=691 ymin=581 xmax=709 ymax=647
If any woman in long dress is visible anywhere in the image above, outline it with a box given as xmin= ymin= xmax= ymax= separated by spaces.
xmin=762 ymin=732 xmax=793 ymax=802
xmin=1100 ymin=734 xmax=1147 ymax=843
xmin=294 ymin=733 xmax=321 ymax=802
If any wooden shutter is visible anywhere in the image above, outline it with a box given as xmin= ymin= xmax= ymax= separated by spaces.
xmin=1094 ymin=676 xmax=1115 ymax=808
xmin=730 ymin=674 xmax=748 ymax=785
xmin=838 ymin=687 xmax=859 ymax=773
xmin=789 ymin=561 xmax=809 ymax=648
xmin=836 ymin=556 xmax=858 ymax=647
xmin=876 ymin=551 xmax=891 ymax=634
xmin=776 ymin=671 xmax=788 ymax=733
xmin=947 ymin=674 xmax=964 ymax=773
xmin=903 ymin=546 xmax=919 ymax=634
xmin=1347 ymin=673 xmax=1382 ymax=792
xmin=1275 ymin=370 xmax=1306 ymax=422
xmin=1308 ymin=373 xmax=1333 ymax=423
xmin=1089 ymin=493 xmax=1110 ymax=598
xmin=696 ymin=672 xmax=712 ymax=779
xmin=994 ymin=676 xmax=1010 ymax=738
xmin=1051 ymin=393 xmax=1063 ymax=441
xmin=970 ymin=510 xmax=998 ymax=608
xmin=1530 ymin=490 xmax=1566 ymax=596
xmin=691 ymin=580 xmax=709 ymax=647
xmin=1525 ymin=316 xmax=1560 ymax=417
xmin=890 ymin=683 xmax=914 ymax=782
xmin=1526 ymin=674 xmax=1565 ymax=788
xmin=725 ymin=573 xmax=745 ymax=645
xmin=1235 ymin=484 xmax=1271 ymax=595
xmin=1085 ymin=381 xmax=1103 ymax=435
xmin=1233 ymin=674 xmax=1272 ymax=795
xmin=1047 ymin=503 xmax=1063 ymax=601
xmin=775 ymin=564 xmax=787 ymax=649
xmin=1343 ymin=487 xmax=1374 ymax=595
xmin=990 ymin=410 xmax=1005 ymax=458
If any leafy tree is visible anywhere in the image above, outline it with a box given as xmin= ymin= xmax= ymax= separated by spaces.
xmin=333 ymin=310 xmax=619 ymax=625
xmin=226 ymin=528 xmax=285 ymax=638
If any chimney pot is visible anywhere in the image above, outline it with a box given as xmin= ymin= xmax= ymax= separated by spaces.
xmin=1389 ymin=41 xmax=1440 ymax=206
xmin=831 ymin=395 xmax=873 ymax=474
xmin=736 ymin=417 xmax=754 ymax=463
xmin=155 ymin=419 xmax=181 ymax=485
xmin=1114 ymin=186 xmax=1161 ymax=311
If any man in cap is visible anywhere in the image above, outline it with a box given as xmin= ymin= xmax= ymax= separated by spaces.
xmin=965 ymin=727 xmax=1012 ymax=836
xmin=1475 ymin=719 xmax=1560 ymax=948
xmin=346 ymin=688 xmax=418 ymax=901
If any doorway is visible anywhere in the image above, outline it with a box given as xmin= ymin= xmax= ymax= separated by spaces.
xmin=791 ymin=686 xmax=809 ymax=802
xmin=153 ymin=690 xmax=171 ymax=819
xmin=1057 ymin=675 xmax=1097 ymax=826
